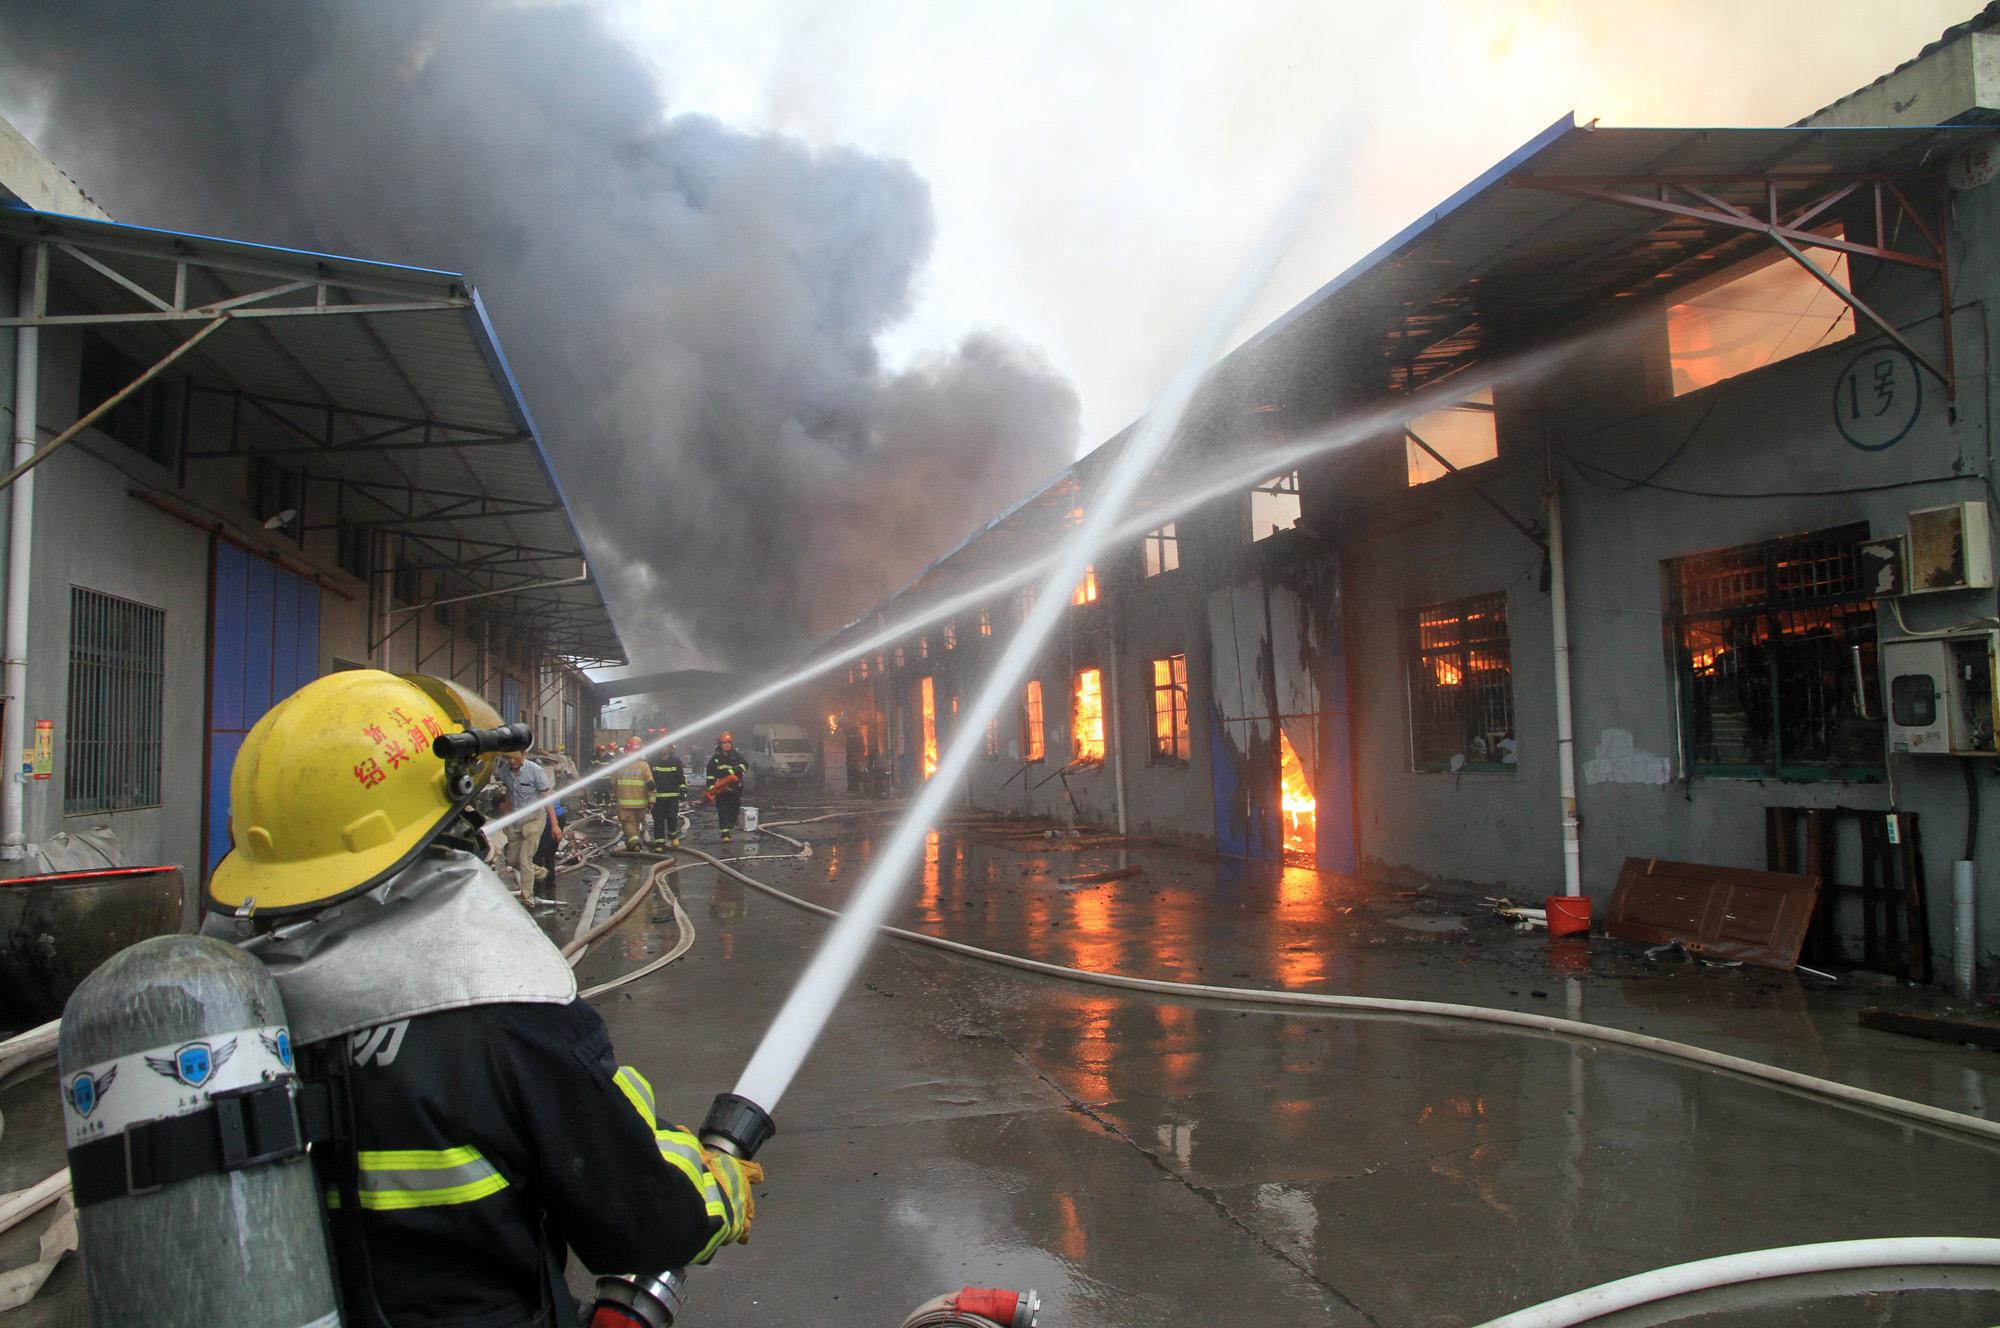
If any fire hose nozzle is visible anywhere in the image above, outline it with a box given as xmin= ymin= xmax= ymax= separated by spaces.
xmin=697 ymin=1092 xmax=776 ymax=1159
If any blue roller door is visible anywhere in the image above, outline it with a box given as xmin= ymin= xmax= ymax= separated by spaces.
xmin=205 ymin=540 xmax=320 ymax=879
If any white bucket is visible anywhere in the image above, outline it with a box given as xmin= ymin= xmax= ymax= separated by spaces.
xmin=741 ymin=805 xmax=760 ymax=832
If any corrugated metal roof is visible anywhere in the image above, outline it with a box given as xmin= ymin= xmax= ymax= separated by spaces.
xmin=0 ymin=207 xmax=624 ymax=664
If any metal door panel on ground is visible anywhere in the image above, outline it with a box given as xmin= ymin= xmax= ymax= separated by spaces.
xmin=204 ymin=540 xmax=320 ymax=879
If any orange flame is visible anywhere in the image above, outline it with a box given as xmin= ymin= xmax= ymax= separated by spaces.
xmin=1074 ymin=668 xmax=1105 ymax=762
xmin=920 ymin=677 xmax=938 ymax=778
xmin=1072 ymin=565 xmax=1099 ymax=605
xmin=1279 ymin=728 xmax=1315 ymax=856
xmin=826 ymin=713 xmax=838 ymax=734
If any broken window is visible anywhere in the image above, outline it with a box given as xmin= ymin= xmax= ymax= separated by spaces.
xmin=984 ymin=716 xmax=999 ymax=759
xmin=1019 ymin=584 xmax=1036 ymax=623
xmin=919 ymin=676 xmax=938 ymax=779
xmin=978 ymin=609 xmax=992 ymax=637
xmin=1408 ymin=593 xmax=1515 ymax=773
xmin=1667 ymin=237 xmax=1854 ymax=396
xmin=1144 ymin=523 xmax=1180 ymax=577
xmin=1073 ymin=668 xmax=1105 ymax=762
xmin=1022 ymin=680 xmax=1046 ymax=761
xmin=1668 ymin=524 xmax=1884 ymax=779
xmin=943 ymin=623 xmax=956 ymax=651
xmin=80 ymin=332 xmax=181 ymax=466
xmin=1251 ymin=471 xmax=1301 ymax=541
xmin=1150 ymin=654 xmax=1190 ymax=763
xmin=919 ymin=635 xmax=929 ymax=660
xmin=1406 ymin=387 xmax=1497 ymax=486
xmin=1072 ymin=566 xmax=1099 ymax=605
xmin=893 ymin=646 xmax=906 ymax=669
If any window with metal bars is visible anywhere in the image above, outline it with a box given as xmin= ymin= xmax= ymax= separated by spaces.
xmin=65 ymin=587 xmax=166 ymax=814
xmin=1407 ymin=593 xmax=1515 ymax=772
xmin=1668 ymin=524 xmax=1884 ymax=780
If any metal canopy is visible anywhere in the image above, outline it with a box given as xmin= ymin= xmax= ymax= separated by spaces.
xmin=824 ymin=117 xmax=1993 ymax=649
xmin=0 ymin=208 xmax=625 ymax=666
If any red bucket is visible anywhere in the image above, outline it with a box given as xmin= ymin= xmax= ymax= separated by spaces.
xmin=1545 ymin=895 xmax=1591 ymax=937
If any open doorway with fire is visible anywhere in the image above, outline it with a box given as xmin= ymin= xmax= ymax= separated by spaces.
xmin=1205 ymin=573 xmax=1354 ymax=870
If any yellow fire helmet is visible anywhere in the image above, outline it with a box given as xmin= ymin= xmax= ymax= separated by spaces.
xmin=207 ymin=670 xmax=506 ymax=917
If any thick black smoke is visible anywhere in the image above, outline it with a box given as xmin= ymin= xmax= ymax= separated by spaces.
xmin=0 ymin=1 xmax=1079 ymax=668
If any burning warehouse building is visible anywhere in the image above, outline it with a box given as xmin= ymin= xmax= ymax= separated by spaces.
xmin=817 ymin=12 xmax=2000 ymax=984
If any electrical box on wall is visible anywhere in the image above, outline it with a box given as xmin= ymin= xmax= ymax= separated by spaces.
xmin=1906 ymin=501 xmax=1993 ymax=593
xmin=1883 ymin=632 xmax=2000 ymax=754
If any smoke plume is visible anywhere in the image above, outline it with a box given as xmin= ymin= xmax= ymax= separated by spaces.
xmin=0 ymin=0 xmax=1079 ymax=668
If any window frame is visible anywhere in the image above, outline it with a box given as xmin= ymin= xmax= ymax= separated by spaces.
xmin=1149 ymin=653 xmax=1190 ymax=765
xmin=1666 ymin=523 xmax=1885 ymax=782
xmin=65 ymin=586 xmax=167 ymax=815
xmin=1250 ymin=471 xmax=1302 ymax=543
xmin=1143 ymin=522 xmax=1180 ymax=577
xmin=1022 ymin=679 xmax=1046 ymax=762
xmin=1406 ymin=592 xmax=1516 ymax=774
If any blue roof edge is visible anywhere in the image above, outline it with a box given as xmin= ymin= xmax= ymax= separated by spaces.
xmin=461 ymin=287 xmax=627 ymax=661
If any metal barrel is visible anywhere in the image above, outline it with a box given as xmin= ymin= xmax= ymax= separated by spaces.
xmin=58 ymin=933 xmax=340 ymax=1327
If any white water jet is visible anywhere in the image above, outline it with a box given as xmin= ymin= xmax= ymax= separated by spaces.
xmin=729 ymin=134 xmax=1353 ymax=1112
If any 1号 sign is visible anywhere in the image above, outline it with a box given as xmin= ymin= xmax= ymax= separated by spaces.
xmin=1833 ymin=345 xmax=1922 ymax=451
xmin=31 ymin=719 xmax=51 ymax=779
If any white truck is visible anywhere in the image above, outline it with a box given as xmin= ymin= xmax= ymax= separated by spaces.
xmin=748 ymin=723 xmax=815 ymax=781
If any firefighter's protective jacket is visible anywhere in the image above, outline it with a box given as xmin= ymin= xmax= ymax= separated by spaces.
xmin=651 ymin=756 xmax=688 ymax=797
xmin=614 ymin=759 xmax=655 ymax=809
xmin=705 ymin=748 xmax=748 ymax=791
xmin=219 ymin=851 xmax=732 ymax=1326
xmin=318 ymin=999 xmax=733 ymax=1326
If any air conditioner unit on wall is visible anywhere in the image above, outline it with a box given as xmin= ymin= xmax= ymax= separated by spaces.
xmin=1906 ymin=501 xmax=1993 ymax=593
xmin=1883 ymin=631 xmax=2000 ymax=755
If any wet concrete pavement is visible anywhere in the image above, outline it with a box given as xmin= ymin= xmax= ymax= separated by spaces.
xmin=563 ymin=798 xmax=2000 ymax=1326
xmin=3 ymin=796 xmax=1997 ymax=1325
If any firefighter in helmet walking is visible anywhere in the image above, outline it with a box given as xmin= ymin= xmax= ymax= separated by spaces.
xmin=651 ymin=743 xmax=689 ymax=849
xmin=203 ymin=671 xmax=761 ymax=1326
xmin=706 ymin=733 xmax=750 ymax=843
xmin=614 ymin=737 xmax=656 ymax=850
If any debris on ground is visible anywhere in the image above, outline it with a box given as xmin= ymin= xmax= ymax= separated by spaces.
xmin=1059 ymin=865 xmax=1146 ymax=885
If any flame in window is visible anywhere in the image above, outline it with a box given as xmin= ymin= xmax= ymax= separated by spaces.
xmin=1433 ymin=657 xmax=1463 ymax=687
xmin=1074 ymin=668 xmax=1105 ymax=762
xmin=920 ymin=677 xmax=938 ymax=778
xmin=1073 ymin=566 xmax=1099 ymax=605
xmin=1279 ymin=729 xmax=1315 ymax=857
xmin=826 ymin=713 xmax=838 ymax=734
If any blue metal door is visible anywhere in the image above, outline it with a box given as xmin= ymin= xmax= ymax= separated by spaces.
xmin=205 ymin=540 xmax=320 ymax=879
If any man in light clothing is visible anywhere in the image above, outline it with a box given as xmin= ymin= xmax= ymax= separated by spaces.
xmin=495 ymin=749 xmax=555 ymax=905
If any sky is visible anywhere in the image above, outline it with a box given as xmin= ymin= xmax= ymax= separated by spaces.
xmin=601 ymin=0 xmax=1981 ymax=450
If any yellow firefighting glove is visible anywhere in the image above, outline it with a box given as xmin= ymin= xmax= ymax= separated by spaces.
xmin=702 ymin=1148 xmax=764 ymax=1248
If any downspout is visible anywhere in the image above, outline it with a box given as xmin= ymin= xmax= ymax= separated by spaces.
xmin=1548 ymin=480 xmax=1582 ymax=896
xmin=1106 ymin=599 xmax=1130 ymax=836
xmin=2 ymin=245 xmax=42 ymax=860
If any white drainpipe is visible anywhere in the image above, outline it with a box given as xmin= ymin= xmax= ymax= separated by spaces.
xmin=2 ymin=246 xmax=42 ymax=860
xmin=1548 ymin=482 xmax=1582 ymax=896
xmin=1105 ymin=599 xmax=1130 ymax=836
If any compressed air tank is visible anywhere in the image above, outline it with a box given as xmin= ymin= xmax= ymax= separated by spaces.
xmin=58 ymin=934 xmax=340 ymax=1326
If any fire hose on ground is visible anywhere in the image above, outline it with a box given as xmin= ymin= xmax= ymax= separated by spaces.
xmin=665 ymin=829 xmax=2000 ymax=1324
xmin=680 ymin=839 xmax=2000 ymax=1145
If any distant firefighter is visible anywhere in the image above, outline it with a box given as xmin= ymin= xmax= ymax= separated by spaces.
xmin=614 ymin=738 xmax=655 ymax=850
xmin=706 ymin=733 xmax=749 ymax=843
xmin=651 ymin=743 xmax=689 ymax=849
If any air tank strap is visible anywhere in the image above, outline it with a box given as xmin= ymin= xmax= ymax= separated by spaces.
xmin=68 ymin=1079 xmax=336 ymax=1207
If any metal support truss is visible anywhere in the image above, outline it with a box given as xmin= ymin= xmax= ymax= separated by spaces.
xmin=0 ymin=238 xmax=470 ymax=327
xmin=1510 ymin=171 xmax=1956 ymax=399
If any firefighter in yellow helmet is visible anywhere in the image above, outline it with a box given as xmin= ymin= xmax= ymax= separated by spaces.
xmin=205 ymin=670 xmax=760 ymax=1326
xmin=613 ymin=736 xmax=656 ymax=850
